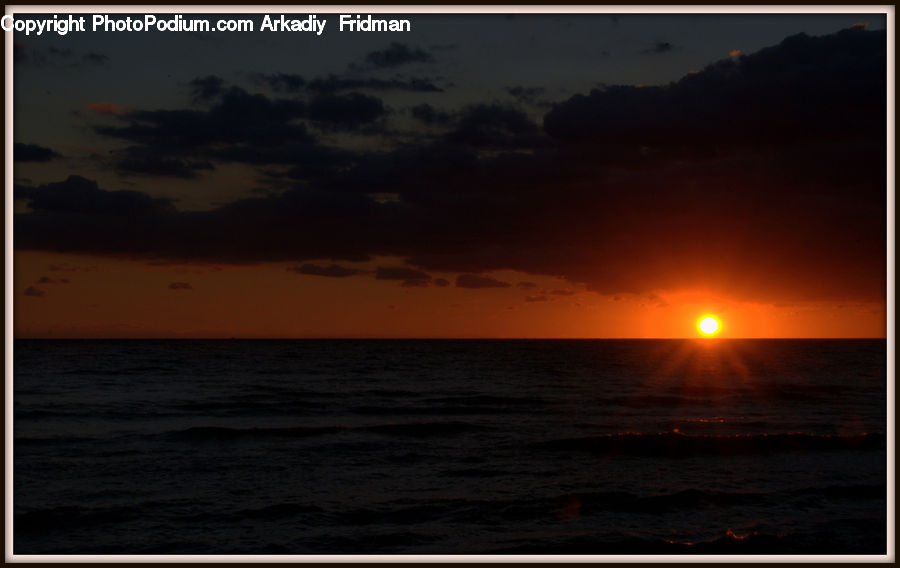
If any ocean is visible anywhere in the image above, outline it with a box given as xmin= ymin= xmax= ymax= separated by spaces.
xmin=13 ymin=339 xmax=888 ymax=555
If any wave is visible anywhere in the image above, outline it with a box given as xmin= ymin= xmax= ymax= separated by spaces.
xmin=167 ymin=421 xmax=491 ymax=442
xmin=442 ymin=467 xmax=512 ymax=478
xmin=602 ymin=394 xmax=717 ymax=407
xmin=554 ymin=484 xmax=879 ymax=515
xmin=351 ymin=405 xmax=529 ymax=416
xmin=16 ymin=407 xmax=185 ymax=420
xmin=596 ymin=385 xmax=865 ymax=406
xmin=18 ymin=501 xmax=324 ymax=535
xmin=364 ymin=388 xmax=423 ymax=397
xmin=532 ymin=431 xmax=885 ymax=457
xmin=269 ymin=484 xmax=885 ymax=528
xmin=60 ymin=365 xmax=179 ymax=376
xmin=360 ymin=421 xmax=493 ymax=437
xmin=233 ymin=503 xmax=324 ymax=520
xmin=15 ymin=435 xmax=99 ymax=446
xmin=485 ymin=489 xmax=768 ymax=521
xmin=16 ymin=505 xmax=138 ymax=532
xmin=490 ymin=526 xmax=885 ymax=554
xmin=422 ymin=394 xmax=545 ymax=407
xmin=167 ymin=425 xmax=343 ymax=441
xmin=171 ymin=399 xmax=322 ymax=415
xmin=792 ymin=483 xmax=886 ymax=500
xmin=350 ymin=394 xmax=546 ymax=416
xmin=14 ymin=481 xmax=885 ymax=554
xmin=573 ymin=488 xmax=763 ymax=513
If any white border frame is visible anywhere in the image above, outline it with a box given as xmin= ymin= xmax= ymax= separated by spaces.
xmin=4 ymin=4 xmax=895 ymax=563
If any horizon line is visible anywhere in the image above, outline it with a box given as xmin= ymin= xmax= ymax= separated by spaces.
xmin=11 ymin=336 xmax=888 ymax=340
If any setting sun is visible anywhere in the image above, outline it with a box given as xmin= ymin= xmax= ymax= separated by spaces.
xmin=699 ymin=316 xmax=720 ymax=336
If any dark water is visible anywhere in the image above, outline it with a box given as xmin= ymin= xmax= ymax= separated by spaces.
xmin=14 ymin=339 xmax=887 ymax=555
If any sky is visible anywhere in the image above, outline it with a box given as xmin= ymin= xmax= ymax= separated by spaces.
xmin=10 ymin=9 xmax=890 ymax=338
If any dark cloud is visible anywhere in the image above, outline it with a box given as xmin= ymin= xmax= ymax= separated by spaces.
xmin=410 ymin=104 xmax=454 ymax=125
xmin=376 ymin=267 xmax=431 ymax=281
xmin=517 ymin=282 xmax=538 ymax=289
xmin=307 ymin=74 xmax=442 ymax=93
xmin=307 ymin=92 xmax=386 ymax=128
xmin=15 ymin=44 xmax=108 ymax=67
xmin=524 ymin=295 xmax=548 ymax=302
xmin=253 ymin=72 xmax=306 ymax=94
xmin=92 ymin=80 xmax=380 ymax=178
xmin=250 ymin=72 xmax=442 ymax=94
xmin=400 ymin=278 xmax=430 ymax=287
xmin=169 ymin=282 xmax=193 ymax=290
xmin=111 ymin=147 xmax=214 ymax=178
xmin=544 ymin=28 xmax=885 ymax=149
xmin=14 ymin=29 xmax=886 ymax=304
xmin=15 ymin=176 xmax=177 ymax=256
xmin=364 ymin=42 xmax=434 ymax=68
xmin=24 ymin=286 xmax=46 ymax=297
xmin=434 ymin=278 xmax=450 ymax=287
xmin=188 ymin=75 xmax=225 ymax=103
xmin=646 ymin=42 xmax=675 ymax=54
xmin=549 ymin=289 xmax=575 ymax=296
xmin=318 ymin=142 xmax=480 ymax=196
xmin=15 ymin=143 xmax=61 ymax=162
xmin=96 ymin=86 xmax=314 ymax=174
xmin=14 ymin=43 xmax=27 ymax=64
xmin=49 ymin=47 xmax=73 ymax=57
xmin=14 ymin=44 xmax=53 ymax=66
xmin=15 ymin=175 xmax=174 ymax=217
xmin=506 ymin=86 xmax=546 ymax=103
xmin=218 ymin=145 xmax=356 ymax=183
xmin=98 ymin=87 xmax=308 ymax=148
xmin=17 ymin=176 xmax=383 ymax=262
xmin=456 ymin=274 xmax=511 ymax=289
xmin=49 ymin=264 xmax=96 ymax=272
xmin=37 ymin=276 xmax=70 ymax=284
xmin=83 ymin=52 xmax=109 ymax=65
xmin=446 ymin=104 xmax=541 ymax=147
xmin=288 ymin=263 xmax=363 ymax=278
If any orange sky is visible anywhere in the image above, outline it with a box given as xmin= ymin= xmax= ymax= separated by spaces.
xmin=14 ymin=252 xmax=886 ymax=338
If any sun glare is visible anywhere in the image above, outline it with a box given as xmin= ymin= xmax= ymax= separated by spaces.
xmin=698 ymin=316 xmax=720 ymax=336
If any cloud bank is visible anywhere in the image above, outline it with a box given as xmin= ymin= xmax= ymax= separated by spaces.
xmin=14 ymin=29 xmax=887 ymax=303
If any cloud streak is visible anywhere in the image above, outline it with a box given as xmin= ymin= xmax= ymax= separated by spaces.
xmin=14 ymin=143 xmax=61 ymax=162
xmin=364 ymin=42 xmax=434 ymax=68
xmin=456 ymin=274 xmax=511 ymax=289
xmin=288 ymin=264 xmax=364 ymax=278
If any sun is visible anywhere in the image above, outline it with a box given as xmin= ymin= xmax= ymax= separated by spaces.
xmin=698 ymin=316 xmax=720 ymax=336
